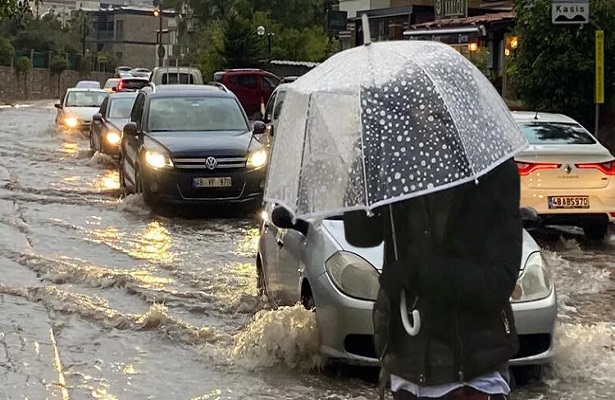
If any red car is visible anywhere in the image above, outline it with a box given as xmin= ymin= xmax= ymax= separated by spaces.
xmin=113 ymin=77 xmax=150 ymax=92
xmin=213 ymin=69 xmax=281 ymax=119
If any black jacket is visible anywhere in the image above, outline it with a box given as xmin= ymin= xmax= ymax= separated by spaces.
xmin=343 ymin=159 xmax=522 ymax=385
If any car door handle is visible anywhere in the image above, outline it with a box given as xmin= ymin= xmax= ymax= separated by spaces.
xmin=276 ymin=238 xmax=284 ymax=248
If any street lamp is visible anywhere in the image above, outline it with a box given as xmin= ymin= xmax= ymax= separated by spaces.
xmin=153 ymin=1 xmax=164 ymax=67
xmin=256 ymin=25 xmax=275 ymax=62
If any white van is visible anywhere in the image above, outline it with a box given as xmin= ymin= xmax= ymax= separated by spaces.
xmin=149 ymin=67 xmax=204 ymax=85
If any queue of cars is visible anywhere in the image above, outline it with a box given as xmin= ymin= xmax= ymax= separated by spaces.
xmin=55 ymin=71 xmax=615 ymax=377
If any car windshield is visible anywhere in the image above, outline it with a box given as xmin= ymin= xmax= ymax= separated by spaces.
xmin=519 ymin=122 xmax=596 ymax=145
xmin=104 ymin=79 xmax=119 ymax=88
xmin=108 ymin=97 xmax=136 ymax=119
xmin=148 ymin=97 xmax=248 ymax=132
xmin=65 ymin=91 xmax=107 ymax=107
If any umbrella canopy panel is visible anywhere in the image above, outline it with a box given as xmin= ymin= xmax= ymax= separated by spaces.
xmin=265 ymin=40 xmax=527 ymax=218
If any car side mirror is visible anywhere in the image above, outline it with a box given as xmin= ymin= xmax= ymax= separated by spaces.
xmin=123 ymin=122 xmax=138 ymax=137
xmin=93 ymin=113 xmax=103 ymax=121
xmin=253 ymin=120 xmax=267 ymax=135
xmin=520 ymin=207 xmax=541 ymax=230
xmin=271 ymin=205 xmax=309 ymax=236
xmin=54 ymin=103 xmax=62 ymax=109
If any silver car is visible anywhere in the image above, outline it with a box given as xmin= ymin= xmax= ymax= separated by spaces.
xmin=256 ymin=204 xmax=557 ymax=368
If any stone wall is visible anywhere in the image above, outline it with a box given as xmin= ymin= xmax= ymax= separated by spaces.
xmin=0 ymin=66 xmax=112 ymax=102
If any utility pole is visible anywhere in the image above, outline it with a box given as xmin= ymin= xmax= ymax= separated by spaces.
xmin=153 ymin=0 xmax=164 ymax=68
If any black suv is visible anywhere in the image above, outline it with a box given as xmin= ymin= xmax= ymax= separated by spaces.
xmin=120 ymin=84 xmax=268 ymax=207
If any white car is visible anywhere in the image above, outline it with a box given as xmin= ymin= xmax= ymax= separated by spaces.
xmin=513 ymin=112 xmax=615 ymax=240
xmin=257 ymin=205 xmax=557 ymax=370
xmin=55 ymin=88 xmax=108 ymax=132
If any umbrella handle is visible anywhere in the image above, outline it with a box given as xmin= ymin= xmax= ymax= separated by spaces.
xmin=400 ymin=289 xmax=421 ymax=336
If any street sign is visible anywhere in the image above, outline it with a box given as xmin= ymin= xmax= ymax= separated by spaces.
xmin=434 ymin=0 xmax=468 ymax=20
xmin=552 ymin=0 xmax=589 ymax=24
xmin=595 ymin=30 xmax=605 ymax=105
xmin=157 ymin=44 xmax=166 ymax=59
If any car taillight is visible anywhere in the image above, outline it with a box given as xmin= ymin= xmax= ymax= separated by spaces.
xmin=515 ymin=162 xmax=561 ymax=176
xmin=117 ymin=80 xmax=124 ymax=91
xmin=575 ymin=160 xmax=615 ymax=175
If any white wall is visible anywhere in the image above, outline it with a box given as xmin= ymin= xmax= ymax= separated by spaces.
xmin=338 ymin=0 xmax=371 ymax=18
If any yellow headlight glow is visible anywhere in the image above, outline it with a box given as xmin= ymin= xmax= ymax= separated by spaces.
xmin=145 ymin=150 xmax=173 ymax=169
xmin=105 ymin=131 xmax=121 ymax=145
xmin=64 ymin=117 xmax=78 ymax=128
xmin=247 ymin=149 xmax=267 ymax=168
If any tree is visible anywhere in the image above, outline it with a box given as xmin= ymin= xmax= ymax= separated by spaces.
xmin=14 ymin=55 xmax=31 ymax=98
xmin=220 ymin=12 xmax=264 ymax=68
xmin=0 ymin=36 xmax=14 ymax=66
xmin=50 ymin=54 xmax=68 ymax=97
xmin=511 ymin=0 xmax=615 ymax=129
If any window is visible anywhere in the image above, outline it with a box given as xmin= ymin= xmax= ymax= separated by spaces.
xmin=147 ymin=97 xmax=248 ymax=132
xmin=65 ymin=91 xmax=107 ymax=107
xmin=162 ymin=73 xmax=195 ymax=84
xmin=519 ymin=122 xmax=596 ymax=145
xmin=116 ymin=20 xmax=124 ymax=40
xmin=131 ymin=94 xmax=145 ymax=126
xmin=213 ymin=72 xmax=224 ymax=82
xmin=264 ymin=93 xmax=276 ymax=121
xmin=108 ymin=96 xmax=137 ymax=119
xmin=229 ymin=74 xmax=258 ymax=89
xmin=99 ymin=97 xmax=109 ymax=117
xmin=273 ymin=90 xmax=287 ymax=120
xmin=262 ymin=75 xmax=280 ymax=90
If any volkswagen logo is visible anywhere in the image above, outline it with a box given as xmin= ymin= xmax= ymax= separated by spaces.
xmin=205 ymin=157 xmax=218 ymax=170
xmin=564 ymin=164 xmax=573 ymax=174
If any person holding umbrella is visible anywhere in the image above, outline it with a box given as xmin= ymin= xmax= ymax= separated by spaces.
xmin=263 ymin=15 xmax=528 ymax=400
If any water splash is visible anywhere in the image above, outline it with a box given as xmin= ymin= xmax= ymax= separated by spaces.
xmin=550 ymin=322 xmax=615 ymax=385
xmin=230 ymin=304 xmax=322 ymax=370
xmin=116 ymin=194 xmax=150 ymax=215
xmin=88 ymin=152 xmax=117 ymax=168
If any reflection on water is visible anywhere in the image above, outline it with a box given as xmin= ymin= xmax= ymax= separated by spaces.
xmin=62 ymin=141 xmax=79 ymax=155
xmin=131 ymin=221 xmax=175 ymax=263
xmin=235 ymin=227 xmax=260 ymax=257
xmin=94 ymin=170 xmax=120 ymax=192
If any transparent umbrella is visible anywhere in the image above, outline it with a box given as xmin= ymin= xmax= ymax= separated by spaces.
xmin=264 ymin=17 xmax=528 ymax=336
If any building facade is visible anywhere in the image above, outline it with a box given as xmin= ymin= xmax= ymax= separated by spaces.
xmin=85 ymin=6 xmax=177 ymax=69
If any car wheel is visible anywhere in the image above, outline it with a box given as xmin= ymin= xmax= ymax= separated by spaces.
xmin=301 ymin=284 xmax=315 ymax=311
xmin=583 ymin=219 xmax=609 ymax=241
xmin=256 ymin=256 xmax=268 ymax=297
xmin=118 ymin=158 xmax=128 ymax=197
xmin=136 ymin=168 xmax=156 ymax=206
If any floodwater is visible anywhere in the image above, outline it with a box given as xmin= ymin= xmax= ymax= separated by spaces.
xmin=0 ymin=102 xmax=613 ymax=399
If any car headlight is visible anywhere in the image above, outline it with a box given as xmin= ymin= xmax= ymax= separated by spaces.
xmin=247 ymin=149 xmax=267 ymax=169
xmin=64 ymin=116 xmax=78 ymax=128
xmin=511 ymin=251 xmax=553 ymax=303
xmin=105 ymin=129 xmax=121 ymax=145
xmin=325 ymin=251 xmax=380 ymax=301
xmin=145 ymin=150 xmax=173 ymax=169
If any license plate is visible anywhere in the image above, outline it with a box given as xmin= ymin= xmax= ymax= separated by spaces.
xmin=548 ymin=196 xmax=589 ymax=209
xmin=193 ymin=177 xmax=232 ymax=188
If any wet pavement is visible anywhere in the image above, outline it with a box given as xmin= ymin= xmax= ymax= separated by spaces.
xmin=0 ymin=102 xmax=614 ymax=399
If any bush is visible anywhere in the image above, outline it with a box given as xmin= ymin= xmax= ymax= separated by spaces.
xmin=50 ymin=54 xmax=68 ymax=75
xmin=0 ymin=37 xmax=15 ymax=66
xmin=14 ymin=55 xmax=31 ymax=75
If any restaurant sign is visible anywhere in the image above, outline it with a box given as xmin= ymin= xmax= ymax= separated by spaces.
xmin=434 ymin=0 xmax=468 ymax=20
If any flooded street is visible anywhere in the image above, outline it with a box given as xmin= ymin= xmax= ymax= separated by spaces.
xmin=1 ymin=102 xmax=614 ymax=399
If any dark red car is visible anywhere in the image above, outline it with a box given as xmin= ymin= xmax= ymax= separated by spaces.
xmin=213 ymin=69 xmax=281 ymax=119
